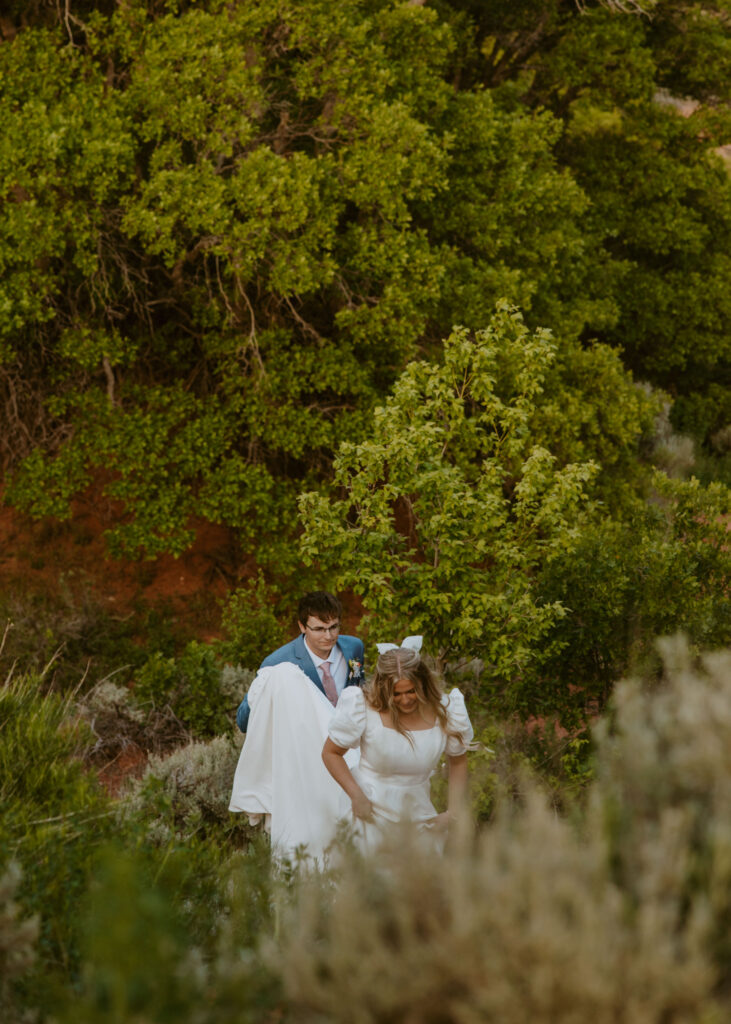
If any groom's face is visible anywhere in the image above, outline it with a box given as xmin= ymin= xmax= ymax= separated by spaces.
xmin=300 ymin=615 xmax=340 ymax=659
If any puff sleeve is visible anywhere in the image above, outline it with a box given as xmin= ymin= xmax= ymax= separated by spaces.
xmin=443 ymin=688 xmax=474 ymax=756
xmin=328 ymin=686 xmax=367 ymax=749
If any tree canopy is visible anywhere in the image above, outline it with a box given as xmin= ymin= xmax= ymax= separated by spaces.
xmin=300 ymin=305 xmax=730 ymax=717
xmin=1 ymin=0 xmax=624 ymax=558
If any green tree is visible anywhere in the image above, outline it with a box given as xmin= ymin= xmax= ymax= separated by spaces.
xmin=299 ymin=304 xmax=659 ymax=713
xmin=541 ymin=8 xmax=731 ymax=407
xmin=451 ymin=0 xmax=731 ymax=436
xmin=1 ymin=0 xmax=608 ymax=561
xmin=300 ymin=304 xmax=729 ymax=721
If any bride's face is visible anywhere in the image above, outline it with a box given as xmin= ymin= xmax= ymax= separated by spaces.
xmin=392 ymin=678 xmax=418 ymax=715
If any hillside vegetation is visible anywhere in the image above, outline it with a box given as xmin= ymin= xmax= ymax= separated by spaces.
xmin=1 ymin=2 xmax=730 ymax=1020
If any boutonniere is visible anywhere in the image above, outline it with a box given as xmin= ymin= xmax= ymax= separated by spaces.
xmin=348 ymin=659 xmax=365 ymax=685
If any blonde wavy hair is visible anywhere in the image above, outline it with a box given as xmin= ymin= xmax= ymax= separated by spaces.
xmin=364 ymin=647 xmax=465 ymax=745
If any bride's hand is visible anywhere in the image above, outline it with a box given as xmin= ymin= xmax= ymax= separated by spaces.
xmin=351 ymin=792 xmax=375 ymax=822
xmin=427 ymin=811 xmax=451 ymax=832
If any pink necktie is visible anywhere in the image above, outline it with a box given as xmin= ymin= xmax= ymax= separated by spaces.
xmin=320 ymin=660 xmax=338 ymax=706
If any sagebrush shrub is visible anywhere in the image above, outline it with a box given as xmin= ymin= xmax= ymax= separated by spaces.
xmin=133 ymin=641 xmax=230 ymax=738
xmin=593 ymin=636 xmax=731 ymax=985
xmin=122 ymin=734 xmax=251 ymax=846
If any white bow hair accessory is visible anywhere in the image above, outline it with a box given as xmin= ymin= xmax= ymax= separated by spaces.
xmin=375 ymin=635 xmax=423 ymax=655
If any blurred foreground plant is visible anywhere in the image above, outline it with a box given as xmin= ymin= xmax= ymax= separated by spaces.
xmin=55 ymin=846 xmax=280 ymax=1024
xmin=0 ymin=862 xmax=38 ymax=1024
xmin=273 ymin=636 xmax=730 ymax=1023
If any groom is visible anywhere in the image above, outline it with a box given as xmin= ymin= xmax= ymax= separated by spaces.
xmin=235 ymin=591 xmax=365 ymax=732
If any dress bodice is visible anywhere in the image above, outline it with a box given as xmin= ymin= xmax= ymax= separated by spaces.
xmin=358 ymin=706 xmax=447 ymax=786
xmin=328 ymin=687 xmax=474 ymax=838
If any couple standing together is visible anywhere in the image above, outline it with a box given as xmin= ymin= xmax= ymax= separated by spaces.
xmin=229 ymin=591 xmax=474 ymax=866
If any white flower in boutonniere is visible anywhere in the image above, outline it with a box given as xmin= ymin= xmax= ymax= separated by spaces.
xmin=348 ymin=659 xmax=365 ymax=685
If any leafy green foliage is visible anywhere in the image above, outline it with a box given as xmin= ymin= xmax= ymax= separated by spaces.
xmin=300 ymin=305 xmax=609 ymax=708
xmin=530 ymin=5 xmax=731 ymax=409
xmin=537 ymin=474 xmax=731 ymax=722
xmin=300 ymin=303 xmax=729 ymax=720
xmin=133 ymin=640 xmax=229 ymax=738
xmin=0 ymin=0 xmax=728 ymax=567
xmin=1 ymin=0 xmax=621 ymax=559
xmin=218 ymin=571 xmax=289 ymax=670
xmin=447 ymin=1 xmax=731 ymax=439
xmin=0 ymin=30 xmax=134 ymax=352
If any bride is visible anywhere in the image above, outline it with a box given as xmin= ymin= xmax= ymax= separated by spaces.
xmin=322 ymin=638 xmax=474 ymax=852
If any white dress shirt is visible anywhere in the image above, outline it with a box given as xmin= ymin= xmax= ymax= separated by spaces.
xmin=304 ymin=640 xmax=348 ymax=695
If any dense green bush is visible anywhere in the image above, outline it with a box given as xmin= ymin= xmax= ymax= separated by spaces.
xmin=218 ymin=572 xmax=289 ymax=671
xmin=300 ymin=307 xmax=731 ymax=722
xmin=300 ymin=309 xmax=600 ymax=684
xmin=133 ymin=640 xmax=231 ymax=738
xmin=536 ymin=474 xmax=731 ymax=724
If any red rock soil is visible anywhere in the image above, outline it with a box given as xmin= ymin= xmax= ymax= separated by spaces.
xmin=0 ymin=491 xmax=237 ymax=636
xmin=0 ymin=487 xmax=241 ymax=793
xmin=0 ymin=487 xmax=364 ymax=794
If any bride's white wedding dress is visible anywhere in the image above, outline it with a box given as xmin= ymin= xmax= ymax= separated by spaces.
xmin=327 ymin=686 xmax=473 ymax=853
xmin=228 ymin=662 xmax=358 ymax=867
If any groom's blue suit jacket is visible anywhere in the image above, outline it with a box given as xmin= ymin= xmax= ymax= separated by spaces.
xmin=235 ymin=633 xmax=365 ymax=732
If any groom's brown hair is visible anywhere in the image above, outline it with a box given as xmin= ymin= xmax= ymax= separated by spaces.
xmin=297 ymin=591 xmax=342 ymax=627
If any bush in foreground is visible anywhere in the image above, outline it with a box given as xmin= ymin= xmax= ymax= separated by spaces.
xmin=275 ymin=638 xmax=730 ymax=1022
xmin=5 ymin=637 xmax=730 ymax=1023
